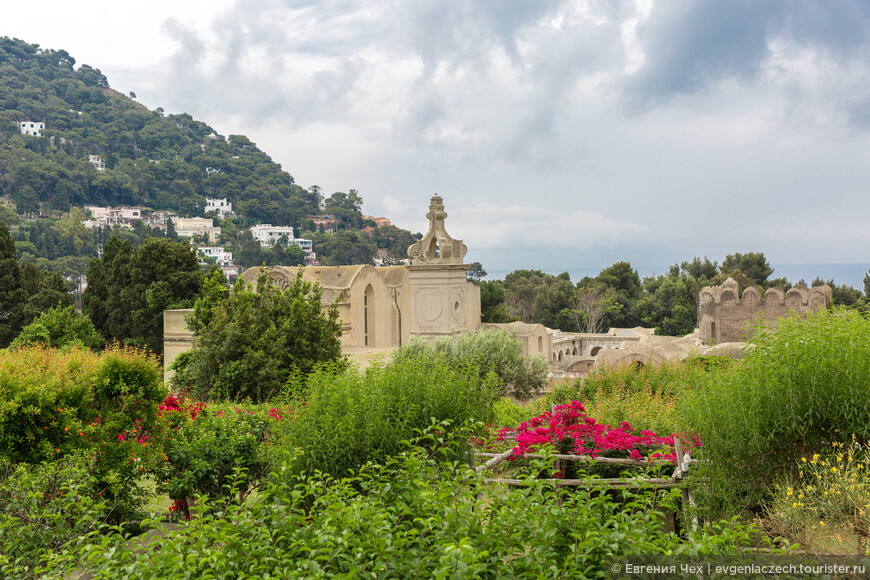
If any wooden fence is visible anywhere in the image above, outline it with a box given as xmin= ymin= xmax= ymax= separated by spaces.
xmin=474 ymin=438 xmax=699 ymax=526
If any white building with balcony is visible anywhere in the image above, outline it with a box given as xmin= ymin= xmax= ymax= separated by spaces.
xmin=250 ymin=224 xmax=295 ymax=246
xmin=197 ymin=246 xmax=234 ymax=267
xmin=205 ymin=197 xmax=233 ymax=218
xmin=83 ymin=205 xmax=146 ymax=228
xmin=250 ymin=224 xmax=316 ymax=262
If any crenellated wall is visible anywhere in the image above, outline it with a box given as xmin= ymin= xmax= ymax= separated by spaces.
xmin=698 ymin=277 xmax=831 ymax=344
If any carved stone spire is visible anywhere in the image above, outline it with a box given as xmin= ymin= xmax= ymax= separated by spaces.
xmin=407 ymin=195 xmax=468 ymax=265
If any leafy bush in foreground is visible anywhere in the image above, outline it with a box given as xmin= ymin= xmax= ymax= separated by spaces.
xmin=68 ymin=429 xmax=773 ymax=579
xmin=279 ymin=356 xmax=499 ymax=478
xmin=149 ymin=400 xmax=278 ymax=519
xmin=0 ymin=453 xmax=108 ymax=579
xmin=0 ymin=345 xmax=164 ymax=523
xmin=681 ymin=308 xmax=870 ymax=515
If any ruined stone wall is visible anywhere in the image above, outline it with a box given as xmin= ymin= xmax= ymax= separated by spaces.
xmin=698 ymin=278 xmax=831 ymax=345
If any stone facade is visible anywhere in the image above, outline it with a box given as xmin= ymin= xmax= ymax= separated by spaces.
xmin=406 ymin=195 xmax=477 ymax=338
xmin=481 ymin=322 xmax=552 ymax=363
xmin=698 ymin=277 xmax=831 ymax=345
xmin=164 ymin=195 xmax=481 ymax=375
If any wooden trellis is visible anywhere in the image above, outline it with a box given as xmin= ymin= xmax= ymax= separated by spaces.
xmin=474 ymin=439 xmax=697 ymax=489
xmin=474 ymin=438 xmax=699 ymax=528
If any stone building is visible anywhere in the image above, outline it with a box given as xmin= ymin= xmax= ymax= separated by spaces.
xmin=174 ymin=217 xmax=221 ymax=243
xmin=480 ymin=322 xmax=552 ymax=362
xmin=164 ymin=195 xmax=481 ymax=374
xmin=698 ymin=277 xmax=831 ymax=345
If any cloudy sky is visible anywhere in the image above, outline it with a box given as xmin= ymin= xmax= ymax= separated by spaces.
xmin=6 ymin=1 xmax=870 ymax=283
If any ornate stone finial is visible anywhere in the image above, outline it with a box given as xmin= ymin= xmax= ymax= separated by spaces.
xmin=407 ymin=195 xmax=468 ymax=265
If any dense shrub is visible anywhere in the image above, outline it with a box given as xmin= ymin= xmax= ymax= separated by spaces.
xmin=280 ymin=356 xmax=499 ymax=478
xmin=10 ymin=305 xmax=103 ymax=350
xmin=0 ymin=345 xmax=164 ymax=522
xmin=149 ymin=401 xmax=277 ymax=519
xmin=173 ymin=268 xmax=343 ymax=402
xmin=0 ymin=453 xmax=108 ymax=578
xmin=681 ymin=308 xmax=870 ymax=515
xmin=394 ymin=328 xmax=548 ymax=400
xmin=71 ymin=429 xmax=773 ymax=578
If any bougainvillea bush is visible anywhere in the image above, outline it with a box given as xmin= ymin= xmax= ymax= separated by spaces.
xmin=0 ymin=345 xmax=165 ymax=523
xmin=490 ymin=400 xmax=700 ymax=479
xmin=148 ymin=396 xmax=290 ymax=519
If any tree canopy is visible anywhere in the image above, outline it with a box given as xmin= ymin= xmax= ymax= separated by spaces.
xmin=82 ymin=236 xmax=203 ymax=354
xmin=172 ymin=268 xmax=344 ymax=402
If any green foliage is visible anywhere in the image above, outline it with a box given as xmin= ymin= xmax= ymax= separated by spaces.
xmin=150 ymin=406 xmax=272 ymax=516
xmin=309 ymin=230 xmax=376 ymax=266
xmin=0 ymin=453 xmax=108 ymax=578
xmin=721 ymin=251 xmax=773 ymax=287
xmin=531 ymin=275 xmax=577 ymax=330
xmin=0 ymin=346 xmax=164 ymax=522
xmin=636 ymin=274 xmax=698 ymax=337
xmin=83 ymin=236 xmax=203 ymax=354
xmin=681 ymin=308 xmax=870 ymax=516
xmin=493 ymin=397 xmax=549 ymax=428
xmin=279 ymin=357 xmax=498 ymax=479
xmin=0 ymin=222 xmax=26 ymax=346
xmin=594 ymin=261 xmax=643 ymax=328
xmin=17 ymin=263 xmax=74 ymax=328
xmin=478 ymin=279 xmax=512 ymax=323
xmin=174 ymin=268 xmax=343 ymax=402
xmin=11 ymin=305 xmax=102 ymax=350
xmin=72 ymin=429 xmax=773 ymax=578
xmin=395 ymin=329 xmax=548 ymax=400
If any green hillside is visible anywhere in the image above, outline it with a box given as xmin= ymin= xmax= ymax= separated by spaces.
xmin=0 ymin=37 xmax=320 ymax=225
xmin=0 ymin=37 xmax=421 ymax=274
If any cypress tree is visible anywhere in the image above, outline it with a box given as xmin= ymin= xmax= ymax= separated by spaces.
xmin=0 ymin=223 xmax=27 ymax=346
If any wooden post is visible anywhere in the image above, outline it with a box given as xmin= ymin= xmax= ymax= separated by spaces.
xmin=674 ymin=438 xmax=692 ymax=536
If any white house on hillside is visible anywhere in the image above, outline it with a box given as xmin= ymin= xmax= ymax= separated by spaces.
xmin=205 ymin=197 xmax=233 ymax=218
xmin=250 ymin=224 xmax=315 ymax=262
xmin=250 ymin=224 xmax=294 ymax=245
xmin=88 ymin=155 xmax=105 ymax=171
xmin=20 ymin=121 xmax=45 ymax=136
xmin=197 ymin=246 xmax=234 ymax=266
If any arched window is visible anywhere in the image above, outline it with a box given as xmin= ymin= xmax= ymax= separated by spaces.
xmin=364 ymin=285 xmax=375 ymax=346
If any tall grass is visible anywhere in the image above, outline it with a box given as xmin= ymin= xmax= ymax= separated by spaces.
xmin=681 ymin=308 xmax=870 ymax=516
xmin=279 ymin=355 xmax=499 ymax=478
xmin=545 ymin=357 xmax=720 ymax=434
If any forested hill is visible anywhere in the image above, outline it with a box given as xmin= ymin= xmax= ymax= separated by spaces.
xmin=0 ymin=37 xmax=320 ymax=227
